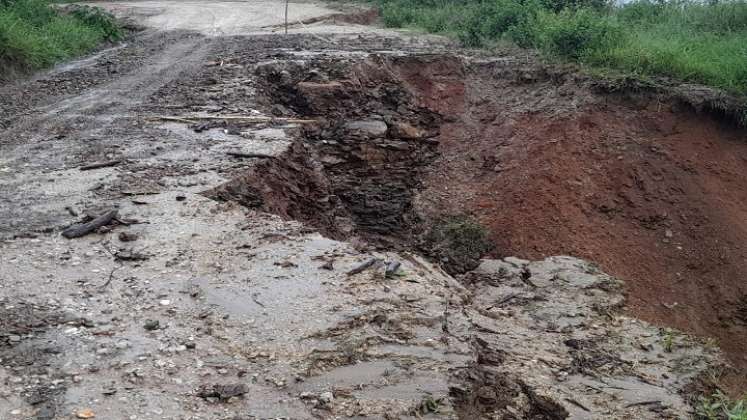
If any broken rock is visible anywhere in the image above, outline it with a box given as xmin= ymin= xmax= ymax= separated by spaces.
xmin=345 ymin=119 xmax=388 ymax=137
xmin=196 ymin=384 xmax=248 ymax=401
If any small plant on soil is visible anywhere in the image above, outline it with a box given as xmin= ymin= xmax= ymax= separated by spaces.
xmin=412 ymin=394 xmax=444 ymax=415
xmin=661 ymin=328 xmax=676 ymax=352
xmin=424 ymin=215 xmax=492 ymax=274
xmin=697 ymin=391 xmax=747 ymax=420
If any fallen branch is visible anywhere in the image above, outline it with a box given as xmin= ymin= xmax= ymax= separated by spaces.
xmin=79 ymin=160 xmax=121 ymax=171
xmin=346 ymin=258 xmax=381 ymax=276
xmin=62 ymin=210 xmax=118 ymax=239
xmin=565 ymin=398 xmax=591 ymax=412
xmin=147 ymin=115 xmax=317 ymax=124
xmin=226 ymin=151 xmax=275 ymax=159
xmin=624 ymin=400 xmax=662 ymax=408
xmin=385 ymin=260 xmax=401 ymax=278
xmin=100 ymin=266 xmax=120 ymax=289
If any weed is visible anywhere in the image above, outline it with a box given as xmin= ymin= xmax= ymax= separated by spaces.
xmin=697 ymin=391 xmax=747 ymax=420
xmin=424 ymin=214 xmax=492 ymax=274
xmin=661 ymin=329 xmax=675 ymax=352
xmin=412 ymin=394 xmax=444 ymax=415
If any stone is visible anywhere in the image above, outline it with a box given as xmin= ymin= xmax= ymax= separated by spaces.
xmin=344 ymin=119 xmax=388 ymax=137
xmin=143 ymin=319 xmax=160 ymax=331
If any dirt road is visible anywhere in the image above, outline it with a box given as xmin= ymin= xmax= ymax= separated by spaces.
xmin=0 ymin=1 xmax=739 ymax=419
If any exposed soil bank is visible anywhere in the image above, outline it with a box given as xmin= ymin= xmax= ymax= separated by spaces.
xmin=212 ymin=52 xmax=747 ymax=392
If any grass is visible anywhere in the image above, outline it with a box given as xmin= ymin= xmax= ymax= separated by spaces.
xmin=697 ymin=391 xmax=747 ymax=420
xmin=376 ymin=0 xmax=747 ymax=95
xmin=0 ymin=0 xmax=121 ymax=75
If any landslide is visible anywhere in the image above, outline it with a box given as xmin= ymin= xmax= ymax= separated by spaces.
xmin=207 ymin=52 xmax=747 ymax=393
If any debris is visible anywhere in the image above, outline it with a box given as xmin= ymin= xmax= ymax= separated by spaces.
xmin=102 ymin=387 xmax=117 ymax=396
xmin=121 ymin=190 xmax=159 ymax=196
xmin=251 ymin=293 xmax=265 ymax=308
xmin=565 ymin=397 xmax=591 ymax=412
xmin=79 ymin=160 xmax=121 ymax=171
xmin=114 ymin=249 xmax=149 ymax=261
xmin=346 ymin=257 xmax=380 ymax=276
xmin=319 ymin=260 xmax=334 ymax=270
xmin=99 ymin=267 xmax=119 ymax=289
xmin=227 ymin=151 xmax=275 ymax=159
xmin=196 ymin=383 xmax=248 ymax=401
xmin=624 ymin=400 xmax=663 ymax=408
xmin=176 ymin=195 xmax=187 ymax=202
xmin=385 ymin=260 xmax=401 ymax=278
xmin=148 ymin=115 xmax=317 ymax=124
xmin=143 ymin=319 xmax=160 ymax=331
xmin=76 ymin=408 xmax=96 ymax=418
xmin=318 ymin=391 xmax=334 ymax=406
xmin=274 ymin=260 xmax=297 ymax=268
xmin=118 ymin=232 xmax=138 ymax=242
xmin=62 ymin=210 xmax=119 ymax=239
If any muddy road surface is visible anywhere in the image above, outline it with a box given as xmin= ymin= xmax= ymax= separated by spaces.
xmin=0 ymin=1 xmax=744 ymax=419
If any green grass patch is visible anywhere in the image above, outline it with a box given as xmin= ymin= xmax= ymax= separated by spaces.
xmin=0 ymin=0 xmax=121 ymax=74
xmin=376 ymin=0 xmax=747 ymax=95
xmin=697 ymin=391 xmax=747 ymax=420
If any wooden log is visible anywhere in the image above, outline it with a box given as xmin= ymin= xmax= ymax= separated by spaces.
xmin=147 ymin=115 xmax=317 ymax=125
xmin=385 ymin=260 xmax=401 ymax=278
xmin=79 ymin=160 xmax=121 ymax=171
xmin=346 ymin=258 xmax=380 ymax=276
xmin=62 ymin=210 xmax=119 ymax=239
xmin=226 ymin=151 xmax=274 ymax=159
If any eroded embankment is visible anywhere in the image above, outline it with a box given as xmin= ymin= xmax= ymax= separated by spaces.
xmin=206 ymin=52 xmax=747 ymax=393
xmin=207 ymin=55 xmax=444 ymax=247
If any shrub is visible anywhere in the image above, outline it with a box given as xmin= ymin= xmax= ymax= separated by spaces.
xmin=424 ymin=215 xmax=492 ymax=274
xmin=524 ymin=7 xmax=623 ymax=60
xmin=67 ymin=5 xmax=122 ymax=41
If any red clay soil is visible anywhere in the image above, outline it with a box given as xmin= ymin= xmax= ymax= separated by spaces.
xmin=399 ymin=57 xmax=747 ymax=393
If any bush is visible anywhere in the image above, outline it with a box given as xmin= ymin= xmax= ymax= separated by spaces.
xmin=424 ymin=215 xmax=492 ymax=274
xmin=376 ymin=0 xmax=747 ymax=95
xmin=523 ymin=7 xmax=623 ymax=59
xmin=67 ymin=5 xmax=122 ymax=41
xmin=540 ymin=0 xmax=610 ymax=12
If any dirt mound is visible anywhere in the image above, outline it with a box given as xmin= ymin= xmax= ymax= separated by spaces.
xmin=210 ymin=52 xmax=747 ymax=393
